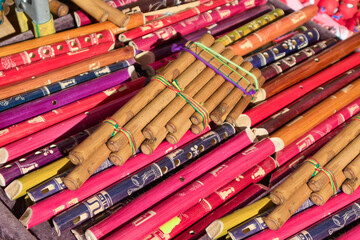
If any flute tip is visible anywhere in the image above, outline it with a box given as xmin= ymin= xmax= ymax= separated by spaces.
xmin=85 ymin=229 xmax=98 ymax=240
xmin=4 ymin=180 xmax=22 ymax=200
xmin=19 ymin=207 xmax=32 ymax=228
xmin=0 ymin=147 xmax=9 ymax=164
xmin=205 ymin=220 xmax=223 ymax=239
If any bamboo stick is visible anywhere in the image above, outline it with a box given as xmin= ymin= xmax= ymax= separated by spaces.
xmin=49 ymin=0 xmax=69 ymax=17
xmin=310 ymin=172 xmax=346 ymax=206
xmin=92 ymin=0 xmax=130 ymax=27
xmin=189 ymin=61 xmax=251 ymax=126
xmin=229 ymin=5 xmax=318 ymax=56
xmin=71 ymin=0 xmax=109 ymax=23
xmin=210 ymin=68 xmax=262 ymax=125
xmin=342 ymin=178 xmax=360 ymax=195
xmin=142 ymin=48 xmax=236 ymax=140
xmin=140 ymin=128 xmax=169 ymax=155
xmin=264 ymin=183 xmax=312 ymax=230
xmin=308 ymin=136 xmax=360 ymax=192
xmin=190 ymin=122 xmax=204 ymax=135
xmin=106 ymin=41 xmax=226 ymax=152
xmin=68 ymin=34 xmax=214 ymax=165
xmin=269 ymin=116 xmax=360 ymax=205
xmin=226 ymin=76 xmax=266 ymax=124
xmin=343 ymin=154 xmax=360 ymax=180
xmin=166 ymin=120 xmax=192 ymax=145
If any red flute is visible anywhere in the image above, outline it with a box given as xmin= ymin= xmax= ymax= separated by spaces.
xmin=0 ymin=81 xmax=146 ymax=164
xmin=19 ymin=129 xmax=202 ymax=229
xmin=275 ymin=98 xmax=360 ymax=166
xmin=236 ymin=52 xmax=360 ymax=128
xmin=0 ymin=30 xmax=114 ymax=71
xmin=105 ymin=138 xmax=279 ymax=240
xmin=246 ymin=190 xmax=360 ymax=240
xmin=145 ymin=157 xmax=277 ymax=240
xmin=0 ymin=42 xmax=115 ymax=87
xmin=85 ymin=129 xmax=256 ymax=240
xmin=119 ymin=0 xmax=233 ymax=42
xmin=0 ymin=79 xmax=144 ymax=147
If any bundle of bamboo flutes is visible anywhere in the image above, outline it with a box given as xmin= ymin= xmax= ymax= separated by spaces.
xmin=64 ymin=33 xmax=264 ymax=191
xmin=264 ymin=116 xmax=360 ymax=230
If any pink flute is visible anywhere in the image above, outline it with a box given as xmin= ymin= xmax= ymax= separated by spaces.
xmin=0 ymin=90 xmax=140 ymax=164
xmin=19 ymin=129 xmax=203 ymax=229
xmin=275 ymin=98 xmax=360 ymax=165
xmin=105 ymin=137 xmax=280 ymax=240
xmin=149 ymin=53 xmax=179 ymax=71
xmin=246 ymin=190 xmax=360 ymax=240
xmin=337 ymin=221 xmax=360 ymax=239
xmin=173 ymin=183 xmax=267 ymax=240
xmin=0 ymin=79 xmax=144 ymax=147
xmin=118 ymin=0 xmax=233 ymax=42
xmin=85 ymin=129 xmax=256 ymax=240
xmin=0 ymin=30 xmax=114 ymax=71
xmin=237 ymin=52 xmax=360 ymax=128
xmin=130 ymin=0 xmax=265 ymax=51
xmin=145 ymin=156 xmax=277 ymax=239
xmin=0 ymin=42 xmax=115 ymax=87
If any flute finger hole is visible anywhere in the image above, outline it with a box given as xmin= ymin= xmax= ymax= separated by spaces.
xmin=52 ymin=100 xmax=57 ymax=105
xmin=180 ymin=177 xmax=185 ymax=182
xmin=189 ymin=230 xmax=196 ymax=235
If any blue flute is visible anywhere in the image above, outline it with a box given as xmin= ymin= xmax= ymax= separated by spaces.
xmin=27 ymin=159 xmax=114 ymax=202
xmin=0 ymin=125 xmax=97 ymax=187
xmin=228 ymin=199 xmax=315 ymax=240
xmin=52 ymin=123 xmax=235 ymax=234
xmin=245 ymin=28 xmax=320 ymax=69
xmin=0 ymin=60 xmax=134 ymax=111
xmin=288 ymin=201 xmax=360 ymax=240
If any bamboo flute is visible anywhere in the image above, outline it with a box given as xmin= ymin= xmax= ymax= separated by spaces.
xmin=0 ymin=22 xmax=125 ymax=58
xmin=270 ymin=116 xmax=360 ymax=205
xmin=146 ymin=157 xmax=277 ymax=240
xmin=85 ymin=129 xmax=259 ymax=240
xmin=20 ymin=128 xmax=202 ymax=229
xmin=229 ymin=5 xmax=318 ymax=56
xmin=310 ymin=172 xmax=346 ymax=206
xmin=0 ymin=46 xmax=135 ymax=101
xmin=260 ymin=32 xmax=360 ymax=100
xmin=141 ymin=127 xmax=170 ymax=155
xmin=5 ymin=156 xmax=73 ymax=200
xmin=264 ymin=183 xmax=312 ymax=230
xmin=54 ymin=125 xmax=235 ymax=233
xmin=0 ymin=126 xmax=95 ymax=187
xmin=142 ymin=48 xmax=236 ymax=140
xmin=308 ymin=136 xmax=360 ymax=192
xmin=235 ymin=53 xmax=360 ymax=128
xmin=68 ymin=34 xmax=214 ymax=165
xmin=246 ymin=191 xmax=360 ymax=240
xmin=0 ymin=43 xmax=116 ymax=87
xmin=0 ymin=66 xmax=136 ymax=130
xmin=0 ymin=60 xmax=134 ymax=112
xmin=275 ymin=100 xmax=360 ymax=165
xmin=270 ymin=79 xmax=360 ymax=148
xmin=342 ymin=177 xmax=360 ymax=195
xmin=107 ymin=41 xmax=226 ymax=151
xmin=260 ymin=38 xmax=337 ymax=81
xmin=70 ymin=0 xmax=109 ymax=23
xmin=343 ymin=154 xmax=360 ymax=180
xmin=0 ymin=89 xmax=140 ymax=164
xmin=166 ymin=120 xmax=192 ymax=144
xmin=90 ymin=0 xmax=130 ymax=27
xmin=206 ymin=197 xmax=275 ymax=239
xmin=0 ymin=82 xmax=141 ymax=147
xmin=252 ymin=67 xmax=360 ymax=135
xmin=288 ymin=200 xmax=360 ymax=240
xmin=189 ymin=60 xmax=251 ymax=127
xmin=0 ymin=30 xmax=115 ymax=71
xmin=210 ymin=71 xmax=263 ymax=125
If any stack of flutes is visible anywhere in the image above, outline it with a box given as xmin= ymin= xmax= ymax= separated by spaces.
xmin=65 ymin=5 xmax=318 ymax=191
xmin=264 ymin=117 xmax=360 ymax=230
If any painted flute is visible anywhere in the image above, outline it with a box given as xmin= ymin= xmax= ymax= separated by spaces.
xmin=0 ymin=66 xmax=136 ymax=130
xmin=0 ymin=59 xmax=134 ymax=112
xmin=245 ymin=28 xmax=320 ymax=69
xmin=52 ymin=124 xmax=235 ymax=233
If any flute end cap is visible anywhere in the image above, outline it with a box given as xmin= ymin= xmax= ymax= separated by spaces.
xmin=234 ymin=114 xmax=251 ymax=128
xmin=140 ymin=143 xmax=153 ymax=155
xmin=342 ymin=182 xmax=355 ymax=195
xmin=85 ymin=229 xmax=98 ymax=240
xmin=264 ymin=216 xmax=280 ymax=231
xmin=0 ymin=147 xmax=9 ymax=164
xmin=68 ymin=152 xmax=82 ymax=165
xmin=63 ymin=177 xmax=80 ymax=191
xmin=166 ymin=134 xmax=178 ymax=145
xmin=109 ymin=153 xmax=124 ymax=166
xmin=4 ymin=180 xmax=22 ymax=200
xmin=309 ymin=193 xmax=325 ymax=206
xmin=19 ymin=208 xmax=32 ymax=228
xmin=307 ymin=180 xmax=322 ymax=192
xmin=269 ymin=192 xmax=283 ymax=205
xmin=205 ymin=220 xmax=223 ymax=239
xmin=0 ymin=174 xmax=5 ymax=187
